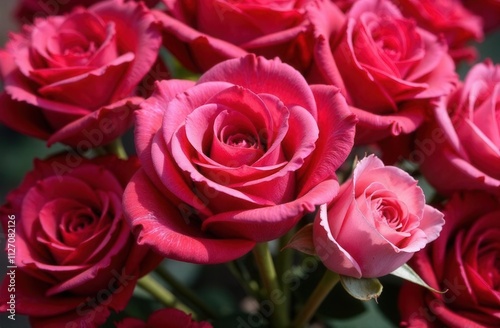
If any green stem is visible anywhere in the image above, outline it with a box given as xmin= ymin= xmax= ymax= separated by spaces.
xmin=253 ymin=242 xmax=289 ymax=328
xmin=137 ymin=275 xmax=194 ymax=316
xmin=277 ymin=228 xmax=295 ymax=279
xmin=226 ymin=261 xmax=261 ymax=299
xmin=104 ymin=138 xmax=128 ymax=159
xmin=276 ymin=228 xmax=295 ymax=322
xmin=155 ymin=266 xmax=219 ymax=320
xmin=291 ymin=270 xmax=340 ymax=328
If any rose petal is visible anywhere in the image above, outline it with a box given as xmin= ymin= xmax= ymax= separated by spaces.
xmin=313 ymin=203 xmax=363 ymax=278
xmin=91 ymin=0 xmax=162 ymax=98
xmin=47 ymin=96 xmax=142 ymax=147
xmin=38 ymin=53 xmax=134 ymax=109
xmin=198 ymin=54 xmax=317 ymax=117
xmin=351 ymin=100 xmax=427 ymax=143
xmin=457 ymin=119 xmax=500 ymax=179
xmin=154 ymin=10 xmax=248 ymax=72
xmin=0 ymin=92 xmax=52 ymax=140
xmin=124 ymin=170 xmax=256 ymax=264
xmin=202 ymin=179 xmax=339 ymax=241
xmin=298 ymin=84 xmax=357 ymax=194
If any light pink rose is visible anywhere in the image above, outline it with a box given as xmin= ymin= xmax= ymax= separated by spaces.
xmin=123 ymin=55 xmax=357 ymax=264
xmin=0 ymin=0 xmax=162 ymax=147
xmin=313 ymin=155 xmax=444 ymax=278
xmin=419 ymin=61 xmax=500 ymax=196
xmin=308 ymin=0 xmax=457 ymax=144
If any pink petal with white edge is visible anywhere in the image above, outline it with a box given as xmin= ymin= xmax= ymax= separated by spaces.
xmin=313 ymin=203 xmax=363 ymax=278
xmin=418 ymin=205 xmax=444 ymax=244
xmin=124 ymin=170 xmax=255 ymax=264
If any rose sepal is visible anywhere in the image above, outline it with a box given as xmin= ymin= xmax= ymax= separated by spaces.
xmin=339 ymin=275 xmax=383 ymax=302
xmin=391 ymin=263 xmax=447 ymax=294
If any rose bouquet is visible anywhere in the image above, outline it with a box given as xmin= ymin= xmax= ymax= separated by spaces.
xmin=0 ymin=0 xmax=498 ymax=327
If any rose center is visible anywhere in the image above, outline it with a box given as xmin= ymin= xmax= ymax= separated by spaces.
xmin=225 ymin=132 xmax=258 ymax=149
xmin=70 ymin=215 xmax=93 ymax=231
xmin=375 ymin=198 xmax=404 ymax=230
xmin=59 ymin=208 xmax=99 ymax=246
xmin=371 ymin=22 xmax=402 ymax=61
xmin=64 ymin=42 xmax=96 ymax=57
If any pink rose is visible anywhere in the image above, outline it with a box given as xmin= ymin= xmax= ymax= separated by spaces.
xmin=123 ymin=55 xmax=357 ymax=264
xmin=308 ymin=0 xmax=457 ymax=144
xmin=116 ymin=308 xmax=212 ymax=328
xmin=0 ymin=0 xmax=162 ymax=147
xmin=14 ymin=0 xmax=160 ymax=24
xmin=391 ymin=0 xmax=483 ymax=62
xmin=154 ymin=0 xmax=317 ymax=72
xmin=399 ymin=191 xmax=500 ymax=327
xmin=419 ymin=61 xmax=500 ymax=196
xmin=0 ymin=155 xmax=159 ymax=327
xmin=313 ymin=155 xmax=444 ymax=278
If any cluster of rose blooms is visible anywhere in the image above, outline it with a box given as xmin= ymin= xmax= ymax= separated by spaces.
xmin=0 ymin=0 xmax=498 ymax=327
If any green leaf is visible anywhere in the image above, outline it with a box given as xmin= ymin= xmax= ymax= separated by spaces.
xmin=340 ymin=276 xmax=383 ymax=302
xmin=390 ymin=264 xmax=446 ymax=294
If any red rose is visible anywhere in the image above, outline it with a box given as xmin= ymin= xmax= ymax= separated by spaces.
xmin=14 ymin=0 xmax=160 ymax=24
xmin=399 ymin=191 xmax=500 ymax=327
xmin=0 ymin=0 xmax=162 ymax=147
xmin=419 ymin=61 xmax=500 ymax=196
xmin=332 ymin=0 xmax=484 ymax=61
xmin=313 ymin=155 xmax=444 ymax=278
xmin=154 ymin=0 xmax=316 ymax=72
xmin=115 ymin=308 xmax=212 ymax=328
xmin=308 ymin=0 xmax=457 ymax=144
xmin=0 ymin=155 xmax=159 ymax=327
xmin=123 ymin=55 xmax=357 ymax=264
